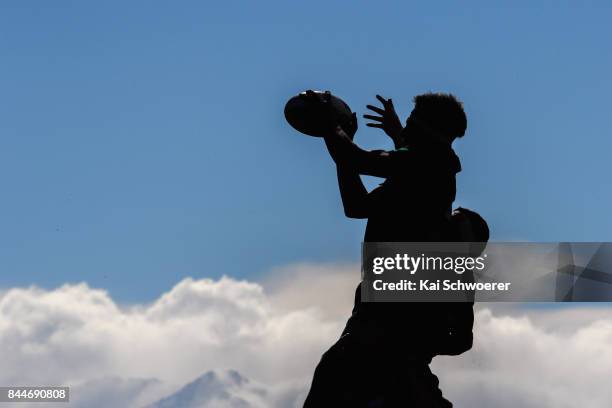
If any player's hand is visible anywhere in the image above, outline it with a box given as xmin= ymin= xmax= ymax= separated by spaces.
xmin=341 ymin=112 xmax=358 ymax=141
xmin=364 ymin=95 xmax=403 ymax=142
xmin=305 ymin=90 xmax=337 ymax=135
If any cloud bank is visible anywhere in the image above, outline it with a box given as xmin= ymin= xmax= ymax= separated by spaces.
xmin=0 ymin=264 xmax=611 ymax=407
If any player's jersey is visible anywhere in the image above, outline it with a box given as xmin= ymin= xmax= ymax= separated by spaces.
xmin=347 ymin=140 xmax=472 ymax=358
xmin=363 ymin=141 xmax=461 ymax=242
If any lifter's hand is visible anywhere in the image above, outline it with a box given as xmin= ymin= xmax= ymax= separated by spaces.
xmin=364 ymin=95 xmax=403 ymax=142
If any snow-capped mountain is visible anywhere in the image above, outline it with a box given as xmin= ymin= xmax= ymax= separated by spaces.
xmin=145 ymin=370 xmax=271 ymax=408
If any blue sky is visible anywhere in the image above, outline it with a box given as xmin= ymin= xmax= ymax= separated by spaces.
xmin=1 ymin=1 xmax=611 ymax=302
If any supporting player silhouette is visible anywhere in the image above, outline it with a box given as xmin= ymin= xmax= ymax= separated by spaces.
xmin=303 ymin=92 xmax=488 ymax=407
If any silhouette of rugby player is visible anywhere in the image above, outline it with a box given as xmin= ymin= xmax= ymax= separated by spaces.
xmin=303 ymin=92 xmax=485 ymax=407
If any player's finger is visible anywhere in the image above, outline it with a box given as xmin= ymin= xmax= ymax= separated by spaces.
xmin=376 ymin=94 xmax=390 ymax=106
xmin=363 ymin=114 xmax=384 ymax=122
xmin=305 ymin=90 xmax=327 ymax=105
xmin=304 ymin=90 xmax=318 ymax=102
xmin=350 ymin=112 xmax=358 ymax=132
xmin=366 ymin=105 xmax=385 ymax=115
xmin=366 ymin=123 xmax=384 ymax=128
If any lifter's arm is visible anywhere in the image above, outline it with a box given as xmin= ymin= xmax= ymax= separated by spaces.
xmin=433 ymin=303 xmax=474 ymax=356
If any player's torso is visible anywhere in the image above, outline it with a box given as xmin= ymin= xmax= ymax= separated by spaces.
xmin=364 ymin=173 xmax=456 ymax=242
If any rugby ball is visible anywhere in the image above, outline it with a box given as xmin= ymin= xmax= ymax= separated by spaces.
xmin=284 ymin=90 xmax=353 ymax=137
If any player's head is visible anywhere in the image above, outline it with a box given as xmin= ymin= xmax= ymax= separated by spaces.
xmin=400 ymin=92 xmax=467 ymax=146
xmin=451 ymin=207 xmax=489 ymax=256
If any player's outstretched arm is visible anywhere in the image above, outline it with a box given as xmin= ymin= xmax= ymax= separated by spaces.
xmin=336 ymin=167 xmax=370 ymax=219
xmin=310 ymin=106 xmax=370 ymax=218
xmin=323 ymin=127 xmax=397 ymax=178
xmin=303 ymin=90 xmax=401 ymax=178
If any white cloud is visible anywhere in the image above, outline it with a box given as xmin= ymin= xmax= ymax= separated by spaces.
xmin=0 ymin=265 xmax=611 ymax=407
xmin=434 ymin=307 xmax=612 ymax=408
xmin=70 ymin=377 xmax=166 ymax=408
xmin=261 ymin=262 xmax=357 ymax=320
xmin=0 ymin=270 xmax=346 ymax=407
